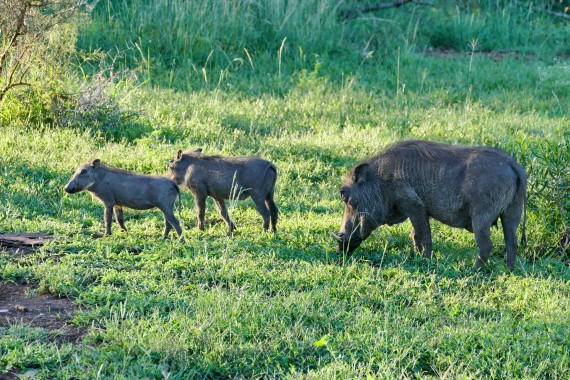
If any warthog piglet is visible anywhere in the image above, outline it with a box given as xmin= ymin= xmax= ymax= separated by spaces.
xmin=168 ymin=149 xmax=278 ymax=233
xmin=64 ymin=159 xmax=183 ymax=238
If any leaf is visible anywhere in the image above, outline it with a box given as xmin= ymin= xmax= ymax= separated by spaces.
xmin=314 ymin=334 xmax=329 ymax=347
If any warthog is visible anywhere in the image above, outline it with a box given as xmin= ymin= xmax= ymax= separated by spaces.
xmin=168 ymin=149 xmax=278 ymax=233
xmin=334 ymin=140 xmax=527 ymax=270
xmin=64 ymin=159 xmax=183 ymax=238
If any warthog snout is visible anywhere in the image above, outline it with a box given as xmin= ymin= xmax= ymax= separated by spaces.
xmin=64 ymin=165 xmax=96 ymax=194
xmin=64 ymin=183 xmax=75 ymax=193
xmin=64 ymin=182 xmax=82 ymax=194
xmin=332 ymin=232 xmax=363 ymax=254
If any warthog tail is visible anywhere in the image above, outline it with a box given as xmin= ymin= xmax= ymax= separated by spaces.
xmin=268 ymin=164 xmax=278 ymax=194
xmin=174 ymin=184 xmax=182 ymax=221
xmin=520 ymin=196 xmax=527 ymax=249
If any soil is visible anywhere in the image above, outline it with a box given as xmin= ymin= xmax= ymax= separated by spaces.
xmin=425 ymin=47 xmax=525 ymax=61
xmin=0 ymin=233 xmax=84 ymax=343
xmin=0 ymin=278 xmax=83 ymax=344
xmin=0 ymin=234 xmax=86 ymax=378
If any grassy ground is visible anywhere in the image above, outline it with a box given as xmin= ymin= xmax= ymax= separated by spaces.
xmin=1 ymin=1 xmax=570 ymax=378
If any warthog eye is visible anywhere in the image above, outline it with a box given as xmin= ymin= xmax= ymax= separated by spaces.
xmin=80 ymin=169 xmax=87 ymax=175
xmin=340 ymin=188 xmax=349 ymax=203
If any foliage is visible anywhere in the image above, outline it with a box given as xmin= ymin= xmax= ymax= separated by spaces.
xmin=50 ymin=49 xmax=149 ymax=142
xmin=76 ymin=0 xmax=570 ymax=91
xmin=0 ymin=0 xmax=83 ymax=102
xmin=527 ymin=136 xmax=570 ymax=252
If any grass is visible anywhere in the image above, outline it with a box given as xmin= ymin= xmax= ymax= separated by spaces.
xmin=1 ymin=0 xmax=570 ymax=378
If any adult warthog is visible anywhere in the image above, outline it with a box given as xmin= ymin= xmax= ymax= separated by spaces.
xmin=334 ymin=140 xmax=527 ymax=270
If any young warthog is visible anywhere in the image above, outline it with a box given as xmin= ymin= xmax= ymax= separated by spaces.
xmin=168 ymin=149 xmax=278 ymax=233
xmin=64 ymin=159 xmax=183 ymax=238
xmin=334 ymin=140 xmax=527 ymax=270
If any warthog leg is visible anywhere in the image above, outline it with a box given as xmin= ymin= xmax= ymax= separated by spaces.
xmin=214 ymin=198 xmax=235 ymax=233
xmin=251 ymin=192 xmax=271 ymax=232
xmin=104 ymin=206 xmax=114 ymax=236
xmin=404 ymin=203 xmax=432 ymax=258
xmin=113 ymin=205 xmax=127 ymax=231
xmin=265 ymin=196 xmax=278 ymax=232
xmin=193 ymin=192 xmax=207 ymax=231
xmin=501 ymin=208 xmax=522 ymax=271
xmin=160 ymin=208 xmax=182 ymax=239
xmin=473 ymin=221 xmax=493 ymax=270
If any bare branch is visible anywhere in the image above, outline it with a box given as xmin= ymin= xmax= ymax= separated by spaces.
xmin=0 ymin=81 xmax=31 ymax=101
xmin=544 ymin=8 xmax=570 ymax=21
xmin=513 ymin=1 xmax=570 ymax=22
xmin=0 ymin=1 xmax=28 ymax=73
xmin=0 ymin=0 xmax=82 ymax=102
xmin=363 ymin=0 xmax=412 ymax=12
xmin=340 ymin=0 xmax=434 ymax=20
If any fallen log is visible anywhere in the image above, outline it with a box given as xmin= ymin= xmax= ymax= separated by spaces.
xmin=0 ymin=233 xmax=53 ymax=248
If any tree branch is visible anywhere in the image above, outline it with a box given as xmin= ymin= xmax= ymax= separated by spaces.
xmin=0 ymin=81 xmax=31 ymax=102
xmin=0 ymin=1 xmax=29 ymax=74
xmin=514 ymin=1 xmax=570 ymax=22
xmin=340 ymin=0 xmax=434 ymax=20
xmin=544 ymin=8 xmax=570 ymax=21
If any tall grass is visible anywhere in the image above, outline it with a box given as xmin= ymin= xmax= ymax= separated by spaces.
xmin=422 ymin=1 xmax=568 ymax=53
xmin=77 ymin=0 xmax=570 ymax=91
xmin=78 ymin=0 xmax=350 ymax=89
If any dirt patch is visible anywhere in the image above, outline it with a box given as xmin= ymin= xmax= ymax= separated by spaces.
xmin=0 ymin=371 xmax=20 ymax=380
xmin=425 ymin=47 xmax=525 ymax=61
xmin=0 ymin=279 xmax=84 ymax=344
xmin=1 ymin=233 xmax=84 ymax=345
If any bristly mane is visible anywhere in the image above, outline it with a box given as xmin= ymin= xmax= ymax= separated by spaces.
xmin=182 ymin=151 xmax=258 ymax=164
xmin=182 ymin=151 xmax=225 ymax=161
xmin=386 ymin=140 xmax=439 ymax=160
xmin=386 ymin=140 xmax=510 ymax=161
xmin=94 ymin=162 xmax=140 ymax=175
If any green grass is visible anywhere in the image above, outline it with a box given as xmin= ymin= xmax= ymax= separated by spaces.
xmin=1 ymin=0 xmax=570 ymax=378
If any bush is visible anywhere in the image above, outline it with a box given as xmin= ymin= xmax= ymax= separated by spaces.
xmin=0 ymin=0 xmax=82 ymax=102
xmin=527 ymin=136 xmax=570 ymax=252
xmin=51 ymin=50 xmax=150 ymax=142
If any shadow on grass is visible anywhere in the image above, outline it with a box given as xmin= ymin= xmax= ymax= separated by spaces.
xmin=342 ymin=229 xmax=570 ymax=282
xmin=58 ymin=113 xmax=153 ymax=144
xmin=264 ymin=218 xmax=570 ymax=283
xmin=4 ymin=160 xmax=568 ymax=285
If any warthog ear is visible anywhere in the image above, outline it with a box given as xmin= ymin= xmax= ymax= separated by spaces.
xmin=353 ymin=163 xmax=369 ymax=184
xmin=91 ymin=159 xmax=101 ymax=167
xmin=177 ymin=150 xmax=183 ymax=160
xmin=194 ymin=148 xmax=203 ymax=154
